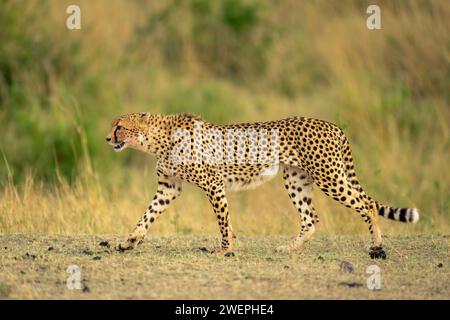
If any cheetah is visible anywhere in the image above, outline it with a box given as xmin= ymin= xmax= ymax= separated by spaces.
xmin=106 ymin=113 xmax=419 ymax=259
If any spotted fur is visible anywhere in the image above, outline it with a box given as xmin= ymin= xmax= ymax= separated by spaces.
xmin=106 ymin=113 xmax=419 ymax=259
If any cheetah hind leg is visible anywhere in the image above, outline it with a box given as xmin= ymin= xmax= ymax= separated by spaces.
xmin=276 ymin=166 xmax=318 ymax=253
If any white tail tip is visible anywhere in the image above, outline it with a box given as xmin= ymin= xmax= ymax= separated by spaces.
xmin=410 ymin=208 xmax=420 ymax=223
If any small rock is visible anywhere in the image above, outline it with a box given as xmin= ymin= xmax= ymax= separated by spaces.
xmin=340 ymin=261 xmax=354 ymax=273
xmin=92 ymin=256 xmax=101 ymax=261
xmin=99 ymin=241 xmax=110 ymax=248
xmin=4 ymin=247 xmax=7 ymax=250
xmin=82 ymin=249 xmax=93 ymax=256
xmin=339 ymin=281 xmax=363 ymax=288
xmin=284 ymin=265 xmax=290 ymax=269
xmin=23 ymin=253 xmax=37 ymax=260
xmin=369 ymin=247 xmax=387 ymax=260
xmin=437 ymin=263 xmax=443 ymax=268
xmin=48 ymin=247 xmax=54 ymax=251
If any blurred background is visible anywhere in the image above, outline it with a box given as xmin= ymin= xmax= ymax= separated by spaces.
xmin=0 ymin=0 xmax=449 ymax=236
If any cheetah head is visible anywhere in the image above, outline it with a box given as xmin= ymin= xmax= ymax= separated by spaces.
xmin=106 ymin=113 xmax=148 ymax=152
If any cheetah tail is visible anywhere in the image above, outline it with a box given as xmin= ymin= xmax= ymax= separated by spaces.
xmin=340 ymin=134 xmax=419 ymax=224
xmin=375 ymin=203 xmax=420 ymax=223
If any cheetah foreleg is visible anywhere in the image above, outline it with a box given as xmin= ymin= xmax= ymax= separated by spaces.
xmin=204 ymin=184 xmax=234 ymax=254
xmin=116 ymin=175 xmax=181 ymax=252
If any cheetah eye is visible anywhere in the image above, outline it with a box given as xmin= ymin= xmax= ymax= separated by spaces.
xmin=114 ymin=125 xmax=124 ymax=137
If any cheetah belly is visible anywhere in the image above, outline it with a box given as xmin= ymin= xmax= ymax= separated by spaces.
xmin=225 ymin=164 xmax=279 ymax=191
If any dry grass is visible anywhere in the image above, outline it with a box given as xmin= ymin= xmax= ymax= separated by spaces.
xmin=0 ymin=169 xmax=447 ymax=238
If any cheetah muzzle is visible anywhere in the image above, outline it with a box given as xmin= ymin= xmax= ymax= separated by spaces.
xmin=113 ymin=141 xmax=126 ymax=152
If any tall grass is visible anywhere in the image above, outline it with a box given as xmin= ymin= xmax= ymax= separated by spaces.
xmin=0 ymin=0 xmax=449 ymax=236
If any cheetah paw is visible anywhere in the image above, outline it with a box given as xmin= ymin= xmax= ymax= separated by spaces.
xmin=115 ymin=242 xmax=133 ymax=252
xmin=199 ymin=247 xmax=232 ymax=255
xmin=115 ymin=238 xmax=139 ymax=252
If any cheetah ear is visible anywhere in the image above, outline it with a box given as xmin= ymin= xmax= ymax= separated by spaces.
xmin=139 ymin=112 xmax=149 ymax=124
xmin=141 ymin=113 xmax=154 ymax=125
xmin=111 ymin=118 xmax=120 ymax=127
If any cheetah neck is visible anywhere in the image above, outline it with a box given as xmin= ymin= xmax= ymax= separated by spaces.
xmin=139 ymin=114 xmax=174 ymax=156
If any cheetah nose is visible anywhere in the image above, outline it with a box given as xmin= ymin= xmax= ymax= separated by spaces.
xmin=106 ymin=137 xmax=111 ymax=142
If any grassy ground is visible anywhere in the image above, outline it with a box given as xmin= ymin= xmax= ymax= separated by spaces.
xmin=1 ymin=1 xmax=449 ymax=236
xmin=0 ymin=234 xmax=448 ymax=299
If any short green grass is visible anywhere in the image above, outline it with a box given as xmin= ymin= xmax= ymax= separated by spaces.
xmin=0 ymin=234 xmax=448 ymax=299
